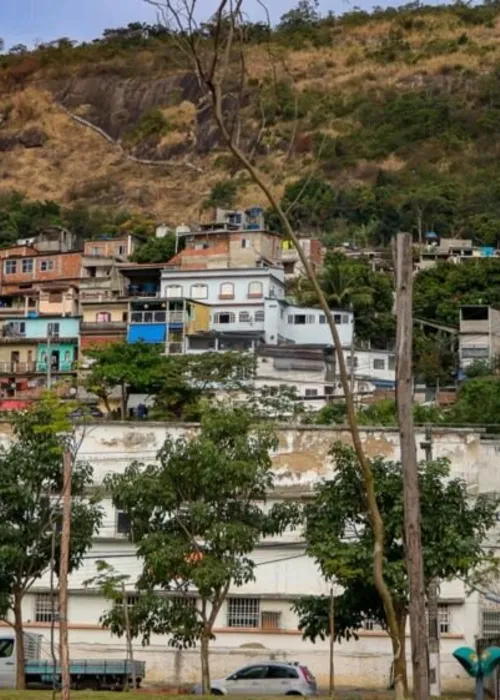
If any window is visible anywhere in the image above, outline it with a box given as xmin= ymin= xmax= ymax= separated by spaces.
xmin=131 ymin=312 xmax=142 ymax=323
xmin=255 ymin=310 xmax=265 ymax=323
xmin=117 ymin=511 xmax=131 ymax=535
xmin=248 ymin=281 xmax=263 ymax=297
xmin=118 ymin=246 xmax=126 ymax=256
xmin=154 ymin=311 xmax=166 ymax=323
xmin=4 ymin=260 xmax=16 ymax=274
xmin=439 ymin=604 xmax=450 ymax=634
xmin=190 ymin=284 xmax=208 ymax=300
xmin=241 ymin=239 xmax=251 ymax=249
xmin=35 ymin=593 xmax=59 ymax=623
xmin=342 ymin=314 xmax=350 ymax=324
xmin=219 ymin=282 xmax=234 ymax=298
xmin=289 ymin=314 xmax=315 ymax=325
xmin=7 ymin=321 xmax=25 ymax=336
xmin=0 ymin=639 xmax=14 ymax=658
xmin=305 ymin=388 xmax=318 ymax=397
xmin=214 ymin=312 xmax=236 ymax=324
xmin=234 ymin=666 xmax=268 ymax=680
xmin=319 ymin=314 xmax=326 ymax=324
xmin=166 ymin=285 xmax=183 ymax=298
xmin=362 ymin=618 xmax=382 ymax=631
xmin=388 ymin=355 xmax=396 ymax=370
xmin=346 ymin=356 xmax=358 ymax=369
xmin=373 ymin=358 xmax=386 ymax=370
xmin=324 ymin=385 xmax=334 ymax=395
xmin=40 ymin=259 xmax=55 ymax=272
xmin=482 ymin=610 xmax=500 ymax=637
xmin=267 ymin=665 xmax=297 ymax=679
xmin=261 ymin=611 xmax=282 ymax=631
xmin=22 ymin=259 xmax=33 ymax=274
xmin=239 ymin=311 xmax=251 ymax=323
xmin=47 ymin=322 xmax=60 ymax=338
xmin=96 ymin=312 xmax=111 ymax=323
xmin=144 ymin=311 xmax=153 ymax=323
xmin=227 ymin=598 xmax=260 ymax=628
xmin=333 ymin=313 xmax=342 ymax=324
xmin=114 ymin=594 xmax=139 ymax=611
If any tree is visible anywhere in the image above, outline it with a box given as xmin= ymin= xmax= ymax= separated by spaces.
xmin=129 ymin=234 xmax=178 ymax=263
xmin=0 ymin=397 xmax=102 ymax=688
xmin=202 ymin=179 xmax=238 ymax=210
xmin=105 ymin=406 xmax=297 ymax=693
xmin=449 ymin=375 xmax=500 ymax=426
xmin=84 ymin=341 xmax=164 ymax=420
xmin=298 ymin=443 xmax=499 ymax=691
xmin=146 ymin=5 xmax=406 ymax=696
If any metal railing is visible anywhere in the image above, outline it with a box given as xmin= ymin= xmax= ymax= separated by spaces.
xmin=0 ymin=361 xmax=77 ymax=374
xmin=166 ymin=342 xmax=184 ymax=354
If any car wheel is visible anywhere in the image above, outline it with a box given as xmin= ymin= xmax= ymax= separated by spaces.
xmin=285 ymin=693 xmax=303 ymax=696
xmin=211 ymin=690 xmax=223 ymax=696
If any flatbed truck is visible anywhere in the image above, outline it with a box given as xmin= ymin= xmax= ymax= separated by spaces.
xmin=0 ymin=633 xmax=145 ymax=690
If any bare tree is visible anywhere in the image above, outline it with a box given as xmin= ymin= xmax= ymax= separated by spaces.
xmin=142 ymin=2 xmax=406 ymax=697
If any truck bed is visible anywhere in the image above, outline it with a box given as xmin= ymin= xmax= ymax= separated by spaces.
xmin=25 ymin=659 xmax=145 ymax=690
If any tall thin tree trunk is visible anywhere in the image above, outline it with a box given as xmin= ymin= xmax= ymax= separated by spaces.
xmin=209 ymin=92 xmax=406 ymax=700
xmin=200 ymin=632 xmax=210 ymax=695
xmin=395 ymin=233 xmax=429 ymax=700
xmin=120 ymin=383 xmax=127 ymax=421
xmin=13 ymin=589 xmax=25 ymax=690
xmin=122 ymin=583 xmax=136 ymax=692
xmin=395 ymin=608 xmax=408 ymax=697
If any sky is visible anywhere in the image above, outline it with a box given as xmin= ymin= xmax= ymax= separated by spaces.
xmin=1 ymin=0 xmax=408 ymax=50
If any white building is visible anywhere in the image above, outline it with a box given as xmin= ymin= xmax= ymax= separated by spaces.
xmin=160 ymin=267 xmax=354 ymax=350
xmin=459 ymin=305 xmax=500 ymax=370
xmin=6 ymin=422 xmax=498 ymax=692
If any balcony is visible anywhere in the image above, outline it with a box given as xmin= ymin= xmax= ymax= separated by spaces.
xmin=81 ymin=321 xmax=127 ymax=332
xmin=0 ymin=361 xmax=77 ymax=374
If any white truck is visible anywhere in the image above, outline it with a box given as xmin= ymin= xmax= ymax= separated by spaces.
xmin=0 ymin=633 xmax=145 ymax=690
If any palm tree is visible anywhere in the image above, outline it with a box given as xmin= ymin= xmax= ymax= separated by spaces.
xmin=292 ymin=258 xmax=374 ymax=310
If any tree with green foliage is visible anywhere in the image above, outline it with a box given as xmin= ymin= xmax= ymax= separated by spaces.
xmin=129 ymin=233 xmax=178 ymax=264
xmin=297 ymin=443 xmax=499 ymax=692
xmin=269 ymin=177 xmax=337 ymax=233
xmin=84 ymin=341 xmax=164 ymax=420
xmin=0 ymin=396 xmax=102 ymax=688
xmin=105 ymin=406 xmax=298 ymax=693
xmin=293 ymin=252 xmax=395 ymax=347
xmin=450 ymin=375 xmax=500 ymax=426
xmin=202 ymin=179 xmax=238 ymax=210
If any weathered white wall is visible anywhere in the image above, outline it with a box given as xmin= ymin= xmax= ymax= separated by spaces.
xmin=0 ymin=422 xmax=494 ymax=691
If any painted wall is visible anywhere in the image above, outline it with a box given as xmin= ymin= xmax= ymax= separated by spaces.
xmin=82 ymin=304 xmax=127 ymax=323
xmin=275 ymin=303 xmax=354 ymax=347
xmin=36 ymin=342 xmax=76 ymax=371
xmin=128 ymin=324 xmax=166 ymax=344
xmin=23 ymin=316 xmax=80 ymax=339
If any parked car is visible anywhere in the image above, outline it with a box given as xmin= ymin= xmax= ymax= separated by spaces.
xmin=193 ymin=661 xmax=317 ymax=696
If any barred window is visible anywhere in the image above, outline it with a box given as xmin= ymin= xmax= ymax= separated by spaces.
xmin=439 ymin=604 xmax=450 ymax=634
xmin=482 ymin=610 xmax=500 ymax=637
xmin=116 ymin=510 xmax=131 ymax=535
xmin=227 ymin=598 xmax=260 ymax=628
xmin=35 ymin=593 xmax=59 ymax=623
xmin=114 ymin=594 xmax=139 ymax=611
xmin=362 ymin=618 xmax=382 ymax=631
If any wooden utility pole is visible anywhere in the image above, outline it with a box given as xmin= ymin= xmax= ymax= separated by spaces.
xmin=329 ymin=587 xmax=335 ymax=698
xmin=395 ymin=233 xmax=429 ymax=700
xmin=422 ymin=426 xmax=441 ymax=697
xmin=59 ymin=449 xmax=72 ymax=700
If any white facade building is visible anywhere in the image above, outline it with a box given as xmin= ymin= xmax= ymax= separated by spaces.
xmin=160 ymin=267 xmax=354 ymax=350
xmin=4 ymin=422 xmax=498 ymax=692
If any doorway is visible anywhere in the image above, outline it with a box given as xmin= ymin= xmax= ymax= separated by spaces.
xmin=10 ymin=351 xmax=19 ymax=372
xmin=50 ymin=350 xmax=60 ymax=371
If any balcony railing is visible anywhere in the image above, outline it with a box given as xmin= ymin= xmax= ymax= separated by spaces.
xmin=0 ymin=361 xmax=77 ymax=374
xmin=81 ymin=321 xmax=127 ymax=331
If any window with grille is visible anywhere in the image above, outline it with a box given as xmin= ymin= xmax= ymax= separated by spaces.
xmin=439 ymin=604 xmax=450 ymax=634
xmin=22 ymin=259 xmax=33 ymax=274
xmin=190 ymin=284 xmax=208 ymax=300
xmin=305 ymin=388 xmax=318 ymax=397
xmin=48 ymin=323 xmax=60 ymax=338
xmin=4 ymin=260 xmax=16 ymax=275
xmin=239 ymin=311 xmax=251 ymax=322
xmin=482 ymin=610 xmax=500 ymax=637
xmin=255 ymin=310 xmax=265 ymax=322
xmin=214 ymin=312 xmax=236 ymax=324
xmin=373 ymin=358 xmax=386 ymax=370
xmin=227 ymin=598 xmax=260 ymax=628
xmin=35 ymin=593 xmax=59 ymax=623
xmin=166 ymin=285 xmax=183 ymax=298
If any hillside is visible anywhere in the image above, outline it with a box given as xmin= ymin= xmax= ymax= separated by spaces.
xmin=4 ymin=3 xmax=500 ymax=242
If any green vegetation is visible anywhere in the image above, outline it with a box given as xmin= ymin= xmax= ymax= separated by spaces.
xmin=124 ymin=108 xmax=171 ymax=143
xmin=105 ymin=405 xmax=297 ymax=691
xmin=0 ymin=397 xmax=102 ymax=688
xmin=202 ymin=179 xmax=239 ymax=210
xmin=129 ymin=232 xmax=178 ymax=263
xmin=296 ymin=443 xmax=498 ymax=689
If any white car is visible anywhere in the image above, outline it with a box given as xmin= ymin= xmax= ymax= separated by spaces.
xmin=193 ymin=661 xmax=317 ymax=696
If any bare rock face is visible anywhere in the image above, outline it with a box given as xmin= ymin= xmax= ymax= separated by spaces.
xmin=0 ymin=127 xmax=47 ymax=151
xmin=18 ymin=127 xmax=47 ymax=148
